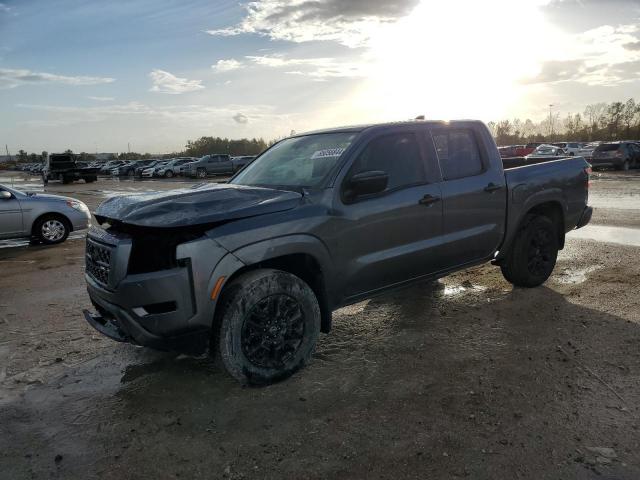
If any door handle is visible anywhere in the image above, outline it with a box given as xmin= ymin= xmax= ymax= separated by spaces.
xmin=419 ymin=194 xmax=441 ymax=206
xmin=484 ymin=183 xmax=502 ymax=193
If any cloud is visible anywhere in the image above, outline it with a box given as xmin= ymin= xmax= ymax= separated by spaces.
xmin=232 ymin=113 xmax=249 ymax=124
xmin=245 ymin=54 xmax=367 ymax=79
xmin=624 ymin=41 xmax=640 ymax=50
xmin=88 ymin=96 xmax=115 ymax=102
xmin=542 ymin=0 xmax=640 ymax=33
xmin=0 ymin=3 xmax=11 ymax=13
xmin=206 ymin=0 xmax=420 ymax=47
xmin=0 ymin=68 xmax=115 ymax=89
xmin=212 ymin=59 xmax=243 ymax=72
xmin=16 ymin=102 xmax=283 ymax=128
xmin=149 ymin=69 xmax=204 ymax=94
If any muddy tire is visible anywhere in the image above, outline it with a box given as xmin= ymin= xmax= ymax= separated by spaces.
xmin=215 ymin=269 xmax=320 ymax=385
xmin=33 ymin=214 xmax=70 ymax=245
xmin=500 ymin=214 xmax=558 ymax=288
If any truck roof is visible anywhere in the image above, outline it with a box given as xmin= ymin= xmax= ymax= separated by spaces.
xmin=293 ymin=119 xmax=483 ymax=137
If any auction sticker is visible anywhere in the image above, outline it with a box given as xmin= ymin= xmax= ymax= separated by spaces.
xmin=311 ymin=148 xmax=346 ymax=159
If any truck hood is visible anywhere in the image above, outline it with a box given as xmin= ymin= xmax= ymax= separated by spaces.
xmin=94 ymin=183 xmax=302 ymax=228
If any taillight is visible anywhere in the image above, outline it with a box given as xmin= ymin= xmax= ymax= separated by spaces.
xmin=585 ymin=166 xmax=592 ymax=188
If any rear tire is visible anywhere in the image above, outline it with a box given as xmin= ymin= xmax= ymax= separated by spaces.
xmin=197 ymin=168 xmax=207 ymax=179
xmin=33 ymin=214 xmax=70 ymax=245
xmin=500 ymin=214 xmax=559 ymax=288
xmin=215 ymin=269 xmax=320 ymax=385
xmin=165 ymin=170 xmax=174 ymax=178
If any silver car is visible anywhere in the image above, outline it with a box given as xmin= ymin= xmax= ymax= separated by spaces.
xmin=0 ymin=183 xmax=91 ymax=244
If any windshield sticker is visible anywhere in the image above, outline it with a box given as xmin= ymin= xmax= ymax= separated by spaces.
xmin=311 ymin=148 xmax=346 ymax=159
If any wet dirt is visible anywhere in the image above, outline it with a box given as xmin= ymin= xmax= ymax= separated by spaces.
xmin=1 ymin=171 xmax=640 ymax=479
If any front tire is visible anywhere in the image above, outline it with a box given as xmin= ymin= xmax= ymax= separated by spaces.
xmin=500 ymin=214 xmax=559 ymax=288
xmin=34 ymin=214 xmax=70 ymax=245
xmin=215 ymin=269 xmax=321 ymax=385
xmin=164 ymin=170 xmax=174 ymax=178
xmin=197 ymin=168 xmax=207 ymax=179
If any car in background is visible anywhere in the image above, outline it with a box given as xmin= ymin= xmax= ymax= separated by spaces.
xmin=154 ymin=158 xmax=194 ymax=178
xmin=498 ymin=146 xmax=519 ymax=158
xmin=99 ymin=160 xmax=125 ymax=174
xmin=135 ymin=159 xmax=162 ymax=177
xmin=552 ymin=142 xmax=583 ymax=156
xmin=174 ymin=157 xmax=198 ymax=176
xmin=110 ymin=160 xmax=154 ymax=177
xmin=591 ymin=141 xmax=640 ymax=171
xmin=141 ymin=161 xmax=169 ymax=178
xmin=516 ymin=143 xmax=542 ymax=156
xmin=110 ymin=161 xmax=137 ymax=177
xmin=575 ymin=142 xmax=599 ymax=161
xmin=0 ymin=183 xmax=91 ymax=244
xmin=525 ymin=144 xmax=567 ymax=159
xmin=185 ymin=154 xmax=255 ymax=178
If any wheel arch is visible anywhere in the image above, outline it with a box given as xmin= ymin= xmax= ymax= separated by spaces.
xmin=217 ymin=236 xmax=334 ymax=333
xmin=496 ymin=198 xmax=566 ymax=262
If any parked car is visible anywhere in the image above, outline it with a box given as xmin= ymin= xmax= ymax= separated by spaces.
xmin=498 ymin=146 xmax=519 ymax=158
xmin=576 ymin=142 xmax=600 ymax=161
xmin=591 ymin=141 xmax=640 ymax=170
xmin=154 ymin=158 xmax=194 ymax=178
xmin=83 ymin=119 xmax=592 ymax=385
xmin=141 ymin=161 xmax=169 ymax=178
xmin=99 ymin=161 xmax=125 ymax=174
xmin=185 ymin=154 xmax=254 ymax=178
xmin=525 ymin=144 xmax=567 ymax=159
xmin=0 ymin=183 xmax=91 ymax=244
xmin=552 ymin=142 xmax=583 ymax=155
xmin=110 ymin=161 xmax=137 ymax=177
xmin=515 ymin=143 xmax=542 ymax=156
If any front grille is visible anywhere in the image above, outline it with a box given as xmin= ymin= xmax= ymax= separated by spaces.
xmin=86 ymin=239 xmax=112 ymax=286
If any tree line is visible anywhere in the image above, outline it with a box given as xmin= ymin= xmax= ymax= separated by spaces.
xmin=489 ymin=98 xmax=640 ymax=146
xmin=10 ymin=136 xmax=275 ymax=163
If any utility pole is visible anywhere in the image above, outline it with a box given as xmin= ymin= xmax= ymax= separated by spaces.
xmin=127 ymin=142 xmax=131 ymax=160
xmin=5 ymin=144 xmax=10 ymax=161
xmin=548 ymin=104 xmax=554 ymax=140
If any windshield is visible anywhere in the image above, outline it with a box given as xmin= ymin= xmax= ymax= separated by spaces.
xmin=535 ymin=146 xmax=555 ymax=154
xmin=231 ymin=132 xmax=357 ymax=189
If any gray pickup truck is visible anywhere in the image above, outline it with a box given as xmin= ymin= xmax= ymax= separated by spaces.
xmin=82 ymin=120 xmax=592 ymax=384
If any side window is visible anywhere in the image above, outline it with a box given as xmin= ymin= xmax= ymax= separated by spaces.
xmin=350 ymin=132 xmax=425 ymax=191
xmin=432 ymin=129 xmax=483 ymax=180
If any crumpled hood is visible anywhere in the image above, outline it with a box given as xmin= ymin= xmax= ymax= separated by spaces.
xmin=94 ymin=183 xmax=302 ymax=228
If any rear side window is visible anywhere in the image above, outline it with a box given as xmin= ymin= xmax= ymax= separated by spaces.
xmin=351 ymin=132 xmax=425 ymax=191
xmin=596 ymin=144 xmax=619 ymax=152
xmin=432 ymin=129 xmax=483 ymax=180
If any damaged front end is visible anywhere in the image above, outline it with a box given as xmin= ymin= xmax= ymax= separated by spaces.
xmin=83 ymin=221 xmax=232 ymax=355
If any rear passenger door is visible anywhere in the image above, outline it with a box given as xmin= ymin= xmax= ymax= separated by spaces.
xmin=430 ymin=127 xmax=506 ymax=267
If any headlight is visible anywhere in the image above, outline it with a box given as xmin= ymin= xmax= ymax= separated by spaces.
xmin=66 ymin=200 xmax=89 ymax=212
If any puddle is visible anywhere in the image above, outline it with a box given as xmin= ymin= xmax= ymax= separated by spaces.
xmin=588 ymin=193 xmax=640 ymax=211
xmin=556 ymin=265 xmax=602 ymax=284
xmin=568 ymin=225 xmax=640 ymax=247
xmin=441 ymin=282 xmax=487 ymax=296
xmin=0 ymin=232 xmax=85 ymax=249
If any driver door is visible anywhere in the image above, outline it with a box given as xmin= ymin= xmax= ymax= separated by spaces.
xmin=0 ymin=190 xmax=24 ymax=239
xmin=332 ymin=128 xmax=444 ymax=300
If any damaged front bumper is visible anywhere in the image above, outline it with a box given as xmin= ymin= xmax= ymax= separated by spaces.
xmin=83 ymin=226 xmax=243 ymax=355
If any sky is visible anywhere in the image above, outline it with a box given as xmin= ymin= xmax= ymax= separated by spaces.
xmin=1 ymin=0 xmax=640 ymax=153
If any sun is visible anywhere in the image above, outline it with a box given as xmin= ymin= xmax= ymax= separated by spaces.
xmin=350 ymin=0 xmax=555 ymax=123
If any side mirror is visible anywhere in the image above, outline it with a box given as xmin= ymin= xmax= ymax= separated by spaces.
xmin=346 ymin=170 xmax=388 ymax=201
xmin=0 ymin=191 xmax=12 ymax=200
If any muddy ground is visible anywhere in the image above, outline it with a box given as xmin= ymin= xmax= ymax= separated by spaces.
xmin=1 ymin=171 xmax=639 ymax=479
